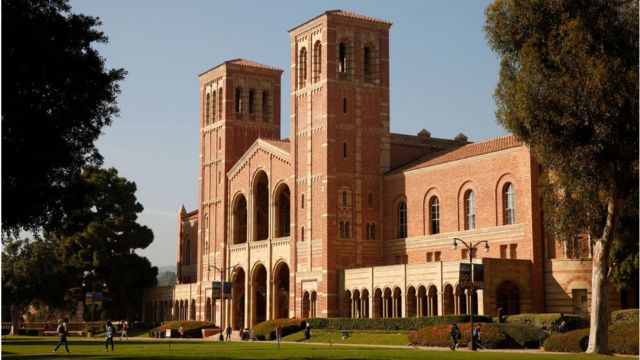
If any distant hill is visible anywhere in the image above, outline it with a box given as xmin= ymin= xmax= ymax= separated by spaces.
xmin=156 ymin=265 xmax=177 ymax=287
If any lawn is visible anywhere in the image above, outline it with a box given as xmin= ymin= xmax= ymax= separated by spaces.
xmin=282 ymin=329 xmax=411 ymax=346
xmin=1 ymin=336 xmax=613 ymax=360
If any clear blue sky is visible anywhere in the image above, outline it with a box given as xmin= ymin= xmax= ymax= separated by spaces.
xmin=69 ymin=0 xmax=506 ymax=268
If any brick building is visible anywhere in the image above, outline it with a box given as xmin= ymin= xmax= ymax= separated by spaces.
xmin=142 ymin=10 xmax=634 ymax=327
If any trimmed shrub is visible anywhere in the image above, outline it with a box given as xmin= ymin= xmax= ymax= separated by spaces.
xmin=544 ymin=323 xmax=638 ymax=355
xmin=409 ymin=323 xmax=506 ymax=349
xmin=307 ymin=315 xmax=492 ymax=331
xmin=148 ymin=320 xmax=217 ymax=338
xmin=609 ymin=322 xmax=639 ymax=355
xmin=494 ymin=323 xmax=547 ymax=348
xmin=611 ymin=309 xmax=639 ymax=325
xmin=505 ymin=313 xmax=589 ymax=332
xmin=253 ymin=318 xmax=305 ymax=341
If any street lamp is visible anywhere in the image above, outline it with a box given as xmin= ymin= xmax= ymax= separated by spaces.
xmin=209 ymin=264 xmax=237 ymax=341
xmin=451 ymin=237 xmax=489 ymax=351
xmin=82 ymin=271 xmax=107 ymax=336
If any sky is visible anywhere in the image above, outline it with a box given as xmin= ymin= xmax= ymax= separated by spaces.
xmin=69 ymin=0 xmax=507 ymax=268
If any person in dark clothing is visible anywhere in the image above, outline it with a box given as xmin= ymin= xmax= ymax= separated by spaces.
xmin=450 ymin=323 xmax=461 ymax=350
xmin=472 ymin=323 xmax=482 ymax=350
xmin=105 ymin=320 xmax=115 ymax=352
xmin=225 ymin=326 xmax=232 ymax=340
xmin=52 ymin=318 xmax=70 ymax=353
xmin=304 ymin=323 xmax=311 ymax=342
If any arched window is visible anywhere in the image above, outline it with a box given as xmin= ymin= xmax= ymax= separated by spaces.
xmin=343 ymin=97 xmax=347 ymax=113
xmin=301 ymin=193 xmax=304 ymax=209
xmin=212 ymin=90 xmax=217 ymax=122
xmin=504 ymin=183 xmax=515 ymax=225
xmin=364 ymin=46 xmax=372 ymax=81
xmin=298 ymin=47 xmax=307 ymax=88
xmin=465 ymin=190 xmax=476 ymax=230
xmin=301 ymin=226 xmax=305 ymax=242
xmin=185 ymin=238 xmax=191 ymax=265
xmin=429 ymin=197 xmax=440 ymax=235
xmin=235 ymin=87 xmax=242 ymax=113
xmin=339 ymin=42 xmax=347 ymax=73
xmin=262 ymin=91 xmax=269 ymax=123
xmin=398 ymin=201 xmax=407 ymax=238
xmin=205 ymin=93 xmax=210 ymax=124
xmin=343 ymin=142 xmax=347 ymax=158
xmin=218 ymin=87 xmax=223 ymax=119
xmin=371 ymin=224 xmax=376 ymax=240
xmin=312 ymin=40 xmax=322 ymax=83
xmin=342 ymin=191 xmax=347 ymax=206
xmin=248 ymin=89 xmax=255 ymax=114
xmin=365 ymin=223 xmax=371 ymax=240
xmin=368 ymin=192 xmax=373 ymax=208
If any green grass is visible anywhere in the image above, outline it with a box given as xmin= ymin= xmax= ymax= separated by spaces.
xmin=0 ymin=336 xmax=613 ymax=360
xmin=282 ymin=329 xmax=411 ymax=346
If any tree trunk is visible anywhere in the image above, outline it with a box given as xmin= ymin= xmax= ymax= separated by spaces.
xmin=586 ymin=197 xmax=618 ymax=354
xmin=9 ymin=304 xmax=22 ymax=336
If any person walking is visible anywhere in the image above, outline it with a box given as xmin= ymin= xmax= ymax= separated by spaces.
xmin=52 ymin=318 xmax=70 ymax=353
xmin=275 ymin=324 xmax=283 ymax=342
xmin=104 ymin=320 xmax=115 ymax=352
xmin=119 ymin=320 xmax=129 ymax=340
xmin=225 ymin=326 xmax=232 ymax=341
xmin=304 ymin=322 xmax=311 ymax=343
xmin=449 ymin=323 xmax=461 ymax=350
xmin=472 ymin=323 xmax=482 ymax=350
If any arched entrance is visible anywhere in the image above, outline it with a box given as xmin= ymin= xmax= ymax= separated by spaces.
xmin=455 ymin=284 xmax=467 ymax=315
xmin=361 ymin=289 xmax=370 ymax=318
xmin=310 ymin=291 xmax=317 ymax=317
xmin=443 ymin=284 xmax=454 ymax=315
xmin=302 ymin=291 xmax=310 ymax=318
xmin=353 ymin=290 xmax=361 ymax=318
xmin=428 ymin=285 xmax=438 ymax=316
xmin=417 ymin=286 xmax=427 ymax=317
xmin=373 ymin=288 xmax=383 ymax=318
xmin=272 ymin=262 xmax=290 ymax=319
xmin=233 ymin=195 xmax=247 ymax=244
xmin=393 ymin=287 xmax=402 ymax=318
xmin=232 ymin=267 xmax=246 ymax=329
xmin=253 ymin=171 xmax=269 ymax=241
xmin=406 ymin=286 xmax=417 ymax=317
xmin=275 ymin=184 xmax=290 ymax=237
xmin=383 ymin=288 xmax=392 ymax=318
xmin=251 ymin=263 xmax=267 ymax=325
xmin=496 ymin=280 xmax=521 ymax=315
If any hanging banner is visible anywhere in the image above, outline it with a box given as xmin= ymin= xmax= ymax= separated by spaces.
xmin=211 ymin=281 xmax=233 ymax=299
xmin=473 ymin=264 xmax=485 ymax=290
xmin=459 ymin=263 xmax=472 ymax=288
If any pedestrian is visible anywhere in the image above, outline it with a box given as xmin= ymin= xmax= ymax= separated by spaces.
xmin=449 ymin=322 xmax=460 ymax=350
xmin=239 ymin=327 xmax=244 ymax=341
xmin=558 ymin=313 xmax=567 ymax=333
xmin=52 ymin=318 xmax=70 ymax=353
xmin=120 ymin=320 xmax=128 ymax=340
xmin=104 ymin=320 xmax=115 ymax=352
xmin=275 ymin=324 xmax=283 ymax=342
xmin=304 ymin=322 xmax=311 ymax=343
xmin=225 ymin=325 xmax=232 ymax=341
xmin=472 ymin=323 xmax=482 ymax=350
xmin=178 ymin=324 xmax=185 ymax=338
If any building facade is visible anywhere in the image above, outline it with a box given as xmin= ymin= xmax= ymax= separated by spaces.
xmin=143 ymin=10 xmax=634 ymax=328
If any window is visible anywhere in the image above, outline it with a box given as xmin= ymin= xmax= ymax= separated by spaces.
xmin=365 ymin=223 xmax=371 ymax=240
xmin=368 ymin=192 xmax=373 ymax=208
xmin=398 ymin=201 xmax=407 ymax=238
xmin=370 ymin=224 xmax=376 ymax=240
xmin=504 ymin=183 xmax=515 ymax=225
xmin=343 ymin=142 xmax=347 ymax=158
xmin=205 ymin=93 xmax=210 ymax=124
xmin=465 ymin=190 xmax=476 ymax=230
xmin=339 ymin=42 xmax=347 ymax=73
xmin=262 ymin=91 xmax=269 ymax=122
xmin=434 ymin=251 xmax=441 ymax=261
xmin=429 ymin=196 xmax=440 ymax=234
xmin=248 ymin=89 xmax=255 ymax=114
xmin=343 ymin=97 xmax=347 ymax=113
xmin=509 ymin=243 xmax=518 ymax=259
xmin=500 ymin=244 xmax=508 ymax=259
xmin=312 ymin=40 xmax=322 ymax=83
xmin=426 ymin=252 xmax=433 ymax=262
xmin=298 ymin=47 xmax=307 ymax=88
xmin=235 ymin=87 xmax=242 ymax=113
xmin=301 ymin=194 xmax=304 ymax=209
xmin=218 ymin=136 xmax=221 ymax=150
xmin=364 ymin=47 xmax=372 ymax=77
xmin=340 ymin=221 xmax=345 ymax=239
xmin=461 ymin=248 xmax=468 ymax=260
xmin=301 ymin=226 xmax=305 ymax=242
xmin=218 ymin=87 xmax=223 ymax=119
xmin=342 ymin=191 xmax=347 ymax=206
xmin=218 ymin=171 xmax=221 ymax=184
xmin=395 ymin=255 xmax=402 ymax=264
xmin=212 ymin=90 xmax=217 ymax=122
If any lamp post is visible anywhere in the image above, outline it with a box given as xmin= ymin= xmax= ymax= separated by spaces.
xmin=452 ymin=237 xmax=489 ymax=351
xmin=210 ymin=264 xmax=237 ymax=341
xmin=82 ymin=271 xmax=107 ymax=336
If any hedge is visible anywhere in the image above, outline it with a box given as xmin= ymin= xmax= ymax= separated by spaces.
xmin=307 ymin=315 xmax=492 ymax=331
xmin=409 ymin=323 xmax=545 ymax=349
xmin=504 ymin=313 xmax=589 ymax=332
xmin=148 ymin=320 xmax=217 ymax=338
xmin=543 ymin=322 xmax=639 ymax=355
xmin=253 ymin=318 xmax=306 ymax=341
xmin=611 ymin=309 xmax=639 ymax=325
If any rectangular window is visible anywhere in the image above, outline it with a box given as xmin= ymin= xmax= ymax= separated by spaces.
xmin=509 ymin=243 xmax=518 ymax=259
xmin=461 ymin=248 xmax=468 ymax=259
xmin=395 ymin=255 xmax=402 ymax=264
xmin=500 ymin=244 xmax=508 ymax=259
xmin=434 ymin=251 xmax=441 ymax=262
xmin=426 ymin=252 xmax=433 ymax=262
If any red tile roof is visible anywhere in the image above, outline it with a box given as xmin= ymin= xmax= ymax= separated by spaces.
xmin=226 ymin=59 xmax=283 ymax=72
xmin=263 ymin=139 xmax=290 ymax=153
xmin=325 ymin=9 xmax=392 ymax=25
xmin=392 ymin=135 xmax=523 ymax=173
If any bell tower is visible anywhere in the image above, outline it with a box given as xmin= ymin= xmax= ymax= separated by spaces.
xmin=289 ymin=10 xmax=391 ymax=317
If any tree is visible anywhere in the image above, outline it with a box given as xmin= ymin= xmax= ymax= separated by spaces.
xmin=158 ymin=271 xmax=177 ymax=287
xmin=2 ymin=0 xmax=126 ymax=235
xmin=1 ymin=237 xmax=70 ymax=334
xmin=53 ymin=166 xmax=157 ymax=320
xmin=485 ymin=0 xmax=638 ymax=354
